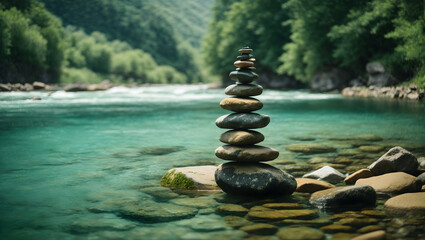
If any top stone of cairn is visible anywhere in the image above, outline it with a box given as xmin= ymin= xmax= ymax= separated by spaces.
xmin=238 ymin=47 xmax=253 ymax=54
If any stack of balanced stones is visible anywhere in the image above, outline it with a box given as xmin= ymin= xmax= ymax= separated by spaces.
xmin=214 ymin=47 xmax=297 ymax=196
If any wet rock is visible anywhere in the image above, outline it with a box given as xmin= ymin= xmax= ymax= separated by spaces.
xmin=178 ymin=217 xmax=228 ymax=232
xmin=224 ymin=216 xmax=252 ymax=228
xmin=360 ymin=210 xmax=385 ymax=218
xmin=220 ymin=97 xmax=263 ymax=112
xmin=225 ymin=83 xmax=263 ymax=97
xmin=216 ymin=113 xmax=270 ymax=129
xmin=67 ymin=218 xmax=136 ymax=234
xmin=359 ymin=145 xmax=384 ymax=153
xmin=161 ymin=165 xmax=219 ymax=190
xmin=320 ymin=224 xmax=356 ymax=233
xmin=240 ymin=223 xmax=278 ymax=235
xmin=332 ymin=233 xmax=359 ymax=240
xmin=384 ymin=192 xmax=425 ymax=214
xmin=295 ymin=178 xmax=335 ymax=193
xmin=229 ymin=70 xmax=259 ymax=83
xmin=140 ymin=186 xmax=179 ymax=200
xmin=336 ymin=217 xmax=378 ymax=227
xmin=307 ymin=157 xmax=330 ymax=164
xmin=216 ymin=204 xmax=249 ymax=216
xmin=33 ymin=81 xmax=46 ymax=89
xmin=355 ymin=172 xmax=421 ymax=195
xmin=344 ymin=169 xmax=374 ymax=185
xmin=289 ymin=136 xmax=316 ymax=141
xmin=357 ymin=225 xmax=384 ymax=233
xmin=286 ymin=144 xmax=336 ymax=154
xmin=170 ymin=197 xmax=218 ymax=209
xmin=418 ymin=172 xmax=425 ymax=184
xmin=309 ymin=185 xmax=376 ymax=208
xmin=334 ymin=157 xmax=353 ymax=165
xmin=248 ymin=209 xmax=318 ymax=221
xmin=280 ymin=218 xmax=331 ymax=227
xmin=234 ymin=60 xmax=254 ymax=68
xmin=351 ymin=230 xmax=386 ymax=240
xmin=368 ymin=146 xmax=418 ymax=175
xmin=302 ymin=166 xmax=346 ymax=184
xmin=215 ymin=162 xmax=296 ymax=196
xmin=215 ymin=145 xmax=279 ymax=162
xmin=139 ymin=146 xmax=185 ymax=155
xmin=418 ymin=157 xmax=425 ymax=168
xmin=261 ymin=202 xmax=302 ymax=210
xmin=330 ymin=212 xmax=366 ymax=220
xmin=277 ymin=227 xmax=325 ymax=240
xmin=118 ymin=202 xmax=198 ymax=223
xmin=31 ymin=96 xmax=42 ymax=100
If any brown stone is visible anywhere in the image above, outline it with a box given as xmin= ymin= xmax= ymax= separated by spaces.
xmin=219 ymin=130 xmax=264 ymax=146
xmin=332 ymin=233 xmax=359 ymax=240
xmin=238 ymin=48 xmax=253 ymax=54
xmin=320 ymin=224 xmax=356 ymax=233
xmin=384 ymin=192 xmax=425 ymax=213
xmin=261 ymin=202 xmax=302 ymax=209
xmin=336 ymin=217 xmax=378 ymax=227
xmin=355 ymin=172 xmax=422 ymax=195
xmin=359 ymin=145 xmax=385 ymax=153
xmin=280 ymin=218 xmax=331 ymax=227
xmin=234 ymin=60 xmax=254 ymax=68
xmin=295 ymin=178 xmax=335 ymax=193
xmin=351 ymin=230 xmax=386 ymax=240
xmin=247 ymin=209 xmax=318 ymax=221
xmin=344 ymin=169 xmax=374 ymax=185
xmin=277 ymin=227 xmax=325 ymax=240
xmin=216 ymin=204 xmax=248 ymax=216
xmin=215 ymin=145 xmax=279 ymax=162
xmin=357 ymin=225 xmax=384 ymax=233
xmin=220 ymin=97 xmax=263 ymax=112
xmin=240 ymin=223 xmax=278 ymax=235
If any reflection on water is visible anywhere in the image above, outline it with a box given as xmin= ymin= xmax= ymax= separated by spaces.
xmin=0 ymin=85 xmax=424 ymax=239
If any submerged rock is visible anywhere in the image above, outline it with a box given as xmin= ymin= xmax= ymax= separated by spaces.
xmin=216 ymin=204 xmax=249 ymax=216
xmin=359 ymin=145 xmax=385 ymax=153
xmin=277 ymin=227 xmax=325 ymax=240
xmin=118 ymin=202 xmax=198 ymax=223
xmin=215 ymin=145 xmax=279 ymax=162
xmin=309 ymin=185 xmax=376 ymax=208
xmin=352 ymin=230 xmax=386 ymax=240
xmin=239 ymin=223 xmax=278 ymax=235
xmin=215 ymin=162 xmax=296 ymax=196
xmin=248 ymin=209 xmax=318 ymax=221
xmin=139 ymin=146 xmax=185 ymax=155
xmin=161 ymin=165 xmax=219 ymax=190
xmin=355 ymin=172 xmax=421 ymax=195
xmin=286 ymin=144 xmax=336 ymax=154
xmin=368 ymin=146 xmax=418 ymax=175
xmin=302 ymin=166 xmax=346 ymax=184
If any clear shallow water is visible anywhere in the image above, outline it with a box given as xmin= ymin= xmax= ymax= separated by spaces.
xmin=0 ymin=85 xmax=424 ymax=239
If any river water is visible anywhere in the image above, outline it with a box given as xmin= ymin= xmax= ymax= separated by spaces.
xmin=0 ymin=85 xmax=424 ymax=239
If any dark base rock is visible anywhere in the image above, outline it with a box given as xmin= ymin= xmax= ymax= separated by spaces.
xmin=215 ymin=162 xmax=296 ymax=196
xmin=309 ymin=185 xmax=376 ymax=209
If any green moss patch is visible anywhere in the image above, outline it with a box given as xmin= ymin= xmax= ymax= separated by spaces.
xmin=160 ymin=170 xmax=195 ymax=190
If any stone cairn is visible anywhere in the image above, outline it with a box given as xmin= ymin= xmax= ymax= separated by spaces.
xmin=214 ymin=47 xmax=297 ymax=196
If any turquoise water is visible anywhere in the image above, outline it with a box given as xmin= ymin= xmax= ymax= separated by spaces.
xmin=0 ymin=85 xmax=424 ymax=239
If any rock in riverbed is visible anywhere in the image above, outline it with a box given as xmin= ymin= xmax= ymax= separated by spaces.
xmin=310 ymin=185 xmax=376 ymax=208
xmin=384 ymin=192 xmax=425 ymax=214
xmin=302 ymin=166 xmax=346 ymax=184
xmin=215 ymin=162 xmax=296 ymax=196
xmin=368 ymin=146 xmax=418 ymax=175
xmin=161 ymin=165 xmax=219 ymax=190
xmin=355 ymin=172 xmax=421 ymax=195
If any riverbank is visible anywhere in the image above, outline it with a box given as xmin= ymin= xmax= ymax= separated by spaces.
xmin=342 ymin=85 xmax=424 ymax=101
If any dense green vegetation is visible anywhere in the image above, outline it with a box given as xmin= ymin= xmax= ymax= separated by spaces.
xmin=0 ymin=0 xmax=214 ymax=84
xmin=203 ymin=0 xmax=425 ymax=87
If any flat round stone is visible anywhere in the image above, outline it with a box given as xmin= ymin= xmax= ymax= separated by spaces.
xmin=215 ymin=145 xmax=279 ymax=162
xmin=234 ymin=60 xmax=254 ymax=68
xmin=238 ymin=48 xmax=253 ymax=54
xmin=216 ymin=113 xmax=270 ymax=129
xmin=237 ymin=54 xmax=251 ymax=61
xmin=229 ymin=70 xmax=259 ymax=83
xmin=215 ymin=162 xmax=296 ymax=195
xmin=248 ymin=58 xmax=256 ymax=62
xmin=236 ymin=67 xmax=256 ymax=71
xmin=225 ymin=84 xmax=263 ymax=97
xmin=220 ymin=97 xmax=263 ymax=112
xmin=219 ymin=130 xmax=264 ymax=145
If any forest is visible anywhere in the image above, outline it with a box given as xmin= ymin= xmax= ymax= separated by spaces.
xmin=0 ymin=0 xmax=424 ymax=88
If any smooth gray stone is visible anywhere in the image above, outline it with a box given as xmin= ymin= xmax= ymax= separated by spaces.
xmin=215 ymin=113 xmax=270 ymax=129
xmin=237 ymin=54 xmax=251 ymax=61
xmin=215 ymin=145 xmax=279 ymax=162
xmin=225 ymin=83 xmax=263 ymax=97
xmin=215 ymin=162 xmax=296 ymax=196
xmin=368 ymin=146 xmax=418 ymax=175
xmin=309 ymin=185 xmax=376 ymax=209
xmin=229 ymin=70 xmax=259 ymax=83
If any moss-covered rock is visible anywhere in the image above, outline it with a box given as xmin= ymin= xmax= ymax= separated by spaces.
xmin=160 ymin=166 xmax=219 ymax=190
